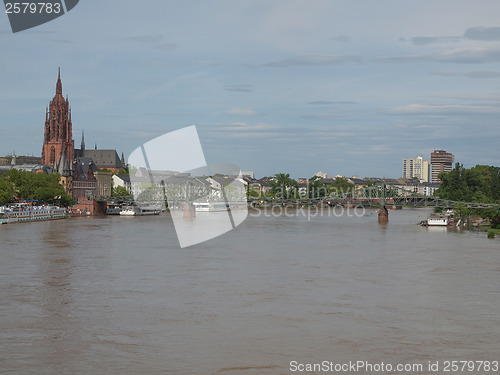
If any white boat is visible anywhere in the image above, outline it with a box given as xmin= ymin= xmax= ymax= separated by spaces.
xmin=0 ymin=203 xmax=66 ymax=224
xmin=106 ymin=205 xmax=122 ymax=215
xmin=120 ymin=205 xmax=161 ymax=216
xmin=425 ymin=214 xmax=448 ymax=226
xmin=193 ymin=201 xmax=229 ymax=212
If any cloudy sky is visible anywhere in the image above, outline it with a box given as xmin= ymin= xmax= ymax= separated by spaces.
xmin=1 ymin=0 xmax=500 ymax=178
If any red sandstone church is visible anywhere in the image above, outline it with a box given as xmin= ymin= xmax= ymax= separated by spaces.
xmin=40 ymin=69 xmax=125 ymax=213
xmin=41 ymin=68 xmax=75 ymax=169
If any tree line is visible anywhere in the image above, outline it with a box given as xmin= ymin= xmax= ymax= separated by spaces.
xmin=247 ymin=173 xmax=398 ymax=199
xmin=435 ymin=163 xmax=500 ymax=224
xmin=436 ymin=163 xmax=500 ymax=203
xmin=0 ymin=166 xmax=132 ymax=207
xmin=0 ymin=169 xmax=74 ymax=206
xmin=246 ymin=173 xmax=357 ymax=199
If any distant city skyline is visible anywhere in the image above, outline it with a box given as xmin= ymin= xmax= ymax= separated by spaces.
xmin=1 ymin=1 xmax=499 ymax=179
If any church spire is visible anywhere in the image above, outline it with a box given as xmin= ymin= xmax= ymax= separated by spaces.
xmin=56 ymin=67 xmax=62 ymax=95
xmin=42 ymin=68 xmax=74 ymax=168
xmin=81 ymin=130 xmax=85 ymax=151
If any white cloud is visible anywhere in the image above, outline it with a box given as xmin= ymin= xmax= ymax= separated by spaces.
xmin=226 ymin=108 xmax=258 ymax=116
xmin=126 ymin=35 xmax=163 ymax=44
xmin=370 ymin=145 xmax=388 ymax=152
xmin=431 ymin=93 xmax=500 ymax=102
xmin=398 ymin=26 xmax=500 ymax=48
xmin=215 ymin=122 xmax=249 ymax=127
xmin=432 ymin=70 xmax=460 ymax=76
xmin=153 ymin=43 xmax=178 ymax=51
xmin=409 ymin=36 xmax=461 ymax=45
xmin=384 ymin=104 xmax=500 ymax=115
xmin=126 ymin=34 xmax=177 ymax=51
xmin=264 ymin=54 xmax=362 ymax=67
xmin=330 ymin=35 xmax=350 ymax=42
xmin=247 ymin=0 xmax=333 ymax=49
xmin=464 ymin=27 xmax=500 ymax=41
xmin=191 ymin=60 xmax=222 ymax=67
xmin=208 ymin=122 xmax=284 ymax=140
xmin=464 ymin=70 xmax=500 ymax=79
xmin=432 ymin=70 xmax=500 ymax=78
xmin=376 ymin=47 xmax=500 ymax=64
xmin=216 ymin=122 xmax=279 ymax=131
xmin=308 ymin=100 xmax=358 ymax=105
xmin=224 ymin=84 xmax=254 ymax=92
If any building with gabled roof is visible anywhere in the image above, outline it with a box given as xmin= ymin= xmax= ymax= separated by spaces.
xmin=82 ymin=149 xmax=124 ymax=173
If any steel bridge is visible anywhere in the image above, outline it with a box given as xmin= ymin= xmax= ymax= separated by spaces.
xmin=248 ymin=183 xmax=500 ymax=209
xmin=96 ymin=182 xmax=499 ymax=210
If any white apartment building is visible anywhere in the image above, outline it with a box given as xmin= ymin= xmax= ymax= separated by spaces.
xmin=403 ymin=156 xmax=430 ymax=182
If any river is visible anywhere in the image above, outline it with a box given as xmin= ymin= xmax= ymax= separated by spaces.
xmin=1 ymin=208 xmax=499 ymax=374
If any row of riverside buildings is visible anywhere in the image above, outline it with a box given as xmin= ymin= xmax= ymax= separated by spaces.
xmin=244 ymin=175 xmax=440 ymax=198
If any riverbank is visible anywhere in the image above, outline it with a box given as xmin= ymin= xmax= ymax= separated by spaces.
xmin=480 ymin=224 xmax=500 ymax=235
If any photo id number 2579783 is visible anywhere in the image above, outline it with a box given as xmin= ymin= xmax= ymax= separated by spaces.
xmin=442 ymin=360 xmax=498 ymax=372
xmin=5 ymin=2 xmax=62 ymax=14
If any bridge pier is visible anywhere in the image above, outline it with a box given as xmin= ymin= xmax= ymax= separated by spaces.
xmin=378 ymin=205 xmax=388 ymax=223
xmin=183 ymin=203 xmax=196 ymax=218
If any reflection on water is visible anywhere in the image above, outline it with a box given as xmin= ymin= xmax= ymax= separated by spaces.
xmin=0 ymin=209 xmax=499 ymax=374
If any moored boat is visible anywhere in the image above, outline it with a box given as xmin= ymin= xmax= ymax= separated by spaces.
xmin=193 ymin=201 xmax=229 ymax=212
xmin=422 ymin=210 xmax=455 ymax=227
xmin=106 ymin=205 xmax=122 ymax=215
xmin=119 ymin=205 xmax=161 ymax=216
xmin=426 ymin=215 xmax=448 ymax=226
xmin=0 ymin=203 xmax=67 ymax=224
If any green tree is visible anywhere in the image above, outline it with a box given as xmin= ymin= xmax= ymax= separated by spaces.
xmin=328 ymin=177 xmax=355 ymax=196
xmin=59 ymin=193 xmax=76 ymax=207
xmin=1 ymin=169 xmax=74 ymax=207
xmin=436 ymin=163 xmax=500 ymax=203
xmin=453 ymin=202 xmax=470 ymax=221
xmin=360 ymin=180 xmax=398 ymax=199
xmin=0 ymin=178 xmax=14 ymax=204
xmin=4 ymin=169 xmax=32 ymax=199
xmin=246 ymin=185 xmax=260 ymax=198
xmin=481 ymin=207 xmax=500 ymax=228
xmin=308 ymin=176 xmax=327 ymax=198
xmin=35 ymin=186 xmax=75 ymax=207
xmin=113 ymin=185 xmax=131 ymax=197
xmin=269 ymin=173 xmax=298 ymax=199
xmin=99 ymin=168 xmax=115 ymax=174
xmin=436 ymin=164 xmax=500 ymax=222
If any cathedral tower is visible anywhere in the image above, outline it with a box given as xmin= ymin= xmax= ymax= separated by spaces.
xmin=41 ymin=68 xmax=75 ymax=168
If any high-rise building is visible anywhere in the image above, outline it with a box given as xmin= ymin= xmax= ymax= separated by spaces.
xmin=402 ymin=155 xmax=430 ymax=182
xmin=431 ymin=150 xmax=454 ymax=183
